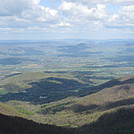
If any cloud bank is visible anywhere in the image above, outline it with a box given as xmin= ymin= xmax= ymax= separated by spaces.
xmin=0 ymin=0 xmax=133 ymax=39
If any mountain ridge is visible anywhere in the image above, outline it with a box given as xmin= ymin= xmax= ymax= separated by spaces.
xmin=0 ymin=75 xmax=134 ymax=134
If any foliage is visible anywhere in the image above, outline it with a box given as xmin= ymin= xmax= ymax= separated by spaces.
xmin=0 ymin=113 xmax=75 ymax=134
xmin=0 ymin=73 xmax=134 ymax=134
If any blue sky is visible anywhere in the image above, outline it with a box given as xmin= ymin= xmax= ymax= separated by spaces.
xmin=40 ymin=0 xmax=61 ymax=8
xmin=0 ymin=0 xmax=133 ymax=40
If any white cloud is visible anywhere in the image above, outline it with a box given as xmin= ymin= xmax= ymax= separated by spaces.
xmin=59 ymin=2 xmax=109 ymax=21
xmin=0 ymin=0 xmax=133 ymax=39
xmin=116 ymin=5 xmax=134 ymax=28
xmin=60 ymin=0 xmax=134 ymax=5
xmin=119 ymin=5 xmax=134 ymax=21
xmin=59 ymin=2 xmax=91 ymax=17
xmin=91 ymin=4 xmax=108 ymax=19
xmin=59 ymin=1 xmax=109 ymax=29
xmin=0 ymin=0 xmax=40 ymax=16
xmin=22 ymin=6 xmax=58 ymax=23
xmin=105 ymin=5 xmax=134 ymax=29
xmin=112 ymin=0 xmax=134 ymax=5
xmin=57 ymin=22 xmax=72 ymax=27
xmin=0 ymin=0 xmax=59 ymax=29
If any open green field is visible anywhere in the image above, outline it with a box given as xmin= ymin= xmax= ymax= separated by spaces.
xmin=0 ymin=40 xmax=134 ymax=83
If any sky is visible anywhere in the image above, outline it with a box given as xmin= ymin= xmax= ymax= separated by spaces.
xmin=0 ymin=0 xmax=134 ymax=40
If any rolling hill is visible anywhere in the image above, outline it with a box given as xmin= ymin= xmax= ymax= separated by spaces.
xmin=0 ymin=74 xmax=134 ymax=134
xmin=72 ymin=75 xmax=134 ymax=109
xmin=0 ymin=72 xmax=92 ymax=104
xmin=32 ymin=75 xmax=134 ymax=129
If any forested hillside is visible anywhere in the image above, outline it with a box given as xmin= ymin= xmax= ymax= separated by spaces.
xmin=0 ymin=75 xmax=134 ymax=134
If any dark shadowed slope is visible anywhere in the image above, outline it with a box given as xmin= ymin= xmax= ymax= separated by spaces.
xmin=0 ymin=113 xmax=75 ymax=134
xmin=1 ymin=107 xmax=134 ymax=134
xmin=78 ymin=107 xmax=134 ymax=134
